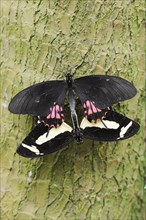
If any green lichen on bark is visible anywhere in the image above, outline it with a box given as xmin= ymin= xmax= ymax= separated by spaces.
xmin=1 ymin=0 xmax=145 ymax=219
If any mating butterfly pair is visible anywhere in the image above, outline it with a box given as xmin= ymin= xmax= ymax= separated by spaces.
xmin=8 ymin=74 xmax=140 ymax=158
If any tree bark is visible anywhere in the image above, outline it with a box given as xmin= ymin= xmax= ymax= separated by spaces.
xmin=1 ymin=0 xmax=145 ymax=219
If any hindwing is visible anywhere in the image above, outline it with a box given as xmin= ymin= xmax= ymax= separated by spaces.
xmin=17 ymin=122 xmax=74 ymax=158
xmin=80 ymin=110 xmax=140 ymax=141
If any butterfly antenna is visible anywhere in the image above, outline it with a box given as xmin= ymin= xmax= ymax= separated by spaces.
xmin=100 ymin=118 xmax=108 ymax=129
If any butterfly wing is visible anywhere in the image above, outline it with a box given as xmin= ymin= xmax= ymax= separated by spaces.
xmin=80 ymin=110 xmax=140 ymax=141
xmin=73 ymin=75 xmax=137 ymax=109
xmin=17 ymin=122 xmax=74 ymax=158
xmin=8 ymin=80 xmax=67 ymax=116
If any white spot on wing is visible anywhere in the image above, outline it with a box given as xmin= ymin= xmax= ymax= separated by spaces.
xmin=80 ymin=118 xmax=119 ymax=129
xmin=35 ymin=97 xmax=40 ymax=103
xmin=36 ymin=122 xmax=73 ymax=145
xmin=117 ymin=121 xmax=133 ymax=139
xmin=22 ymin=143 xmax=44 ymax=155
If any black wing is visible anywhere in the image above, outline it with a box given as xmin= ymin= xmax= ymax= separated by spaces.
xmin=17 ymin=122 xmax=74 ymax=158
xmin=80 ymin=110 xmax=140 ymax=141
xmin=73 ymin=75 xmax=137 ymax=109
xmin=8 ymin=80 xmax=67 ymax=116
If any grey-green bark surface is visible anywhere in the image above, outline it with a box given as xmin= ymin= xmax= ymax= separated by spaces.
xmin=1 ymin=0 xmax=145 ymax=220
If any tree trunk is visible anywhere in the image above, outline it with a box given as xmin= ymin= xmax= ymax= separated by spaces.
xmin=1 ymin=0 xmax=145 ymax=219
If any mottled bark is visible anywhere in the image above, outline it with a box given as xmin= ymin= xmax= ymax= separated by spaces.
xmin=1 ymin=0 xmax=145 ymax=220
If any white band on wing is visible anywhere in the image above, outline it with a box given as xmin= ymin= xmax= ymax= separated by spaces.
xmin=22 ymin=143 xmax=44 ymax=155
xmin=117 ymin=121 xmax=133 ymax=139
xmin=80 ymin=117 xmax=119 ymax=129
xmin=36 ymin=122 xmax=73 ymax=145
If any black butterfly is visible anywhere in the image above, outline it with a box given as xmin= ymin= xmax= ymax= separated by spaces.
xmin=8 ymin=74 xmax=140 ymax=158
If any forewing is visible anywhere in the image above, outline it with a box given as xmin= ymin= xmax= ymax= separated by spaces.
xmin=73 ymin=75 xmax=137 ymax=108
xmin=80 ymin=111 xmax=140 ymax=141
xmin=17 ymin=122 xmax=74 ymax=158
xmin=8 ymin=80 xmax=67 ymax=116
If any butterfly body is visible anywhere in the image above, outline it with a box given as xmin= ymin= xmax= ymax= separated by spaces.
xmin=8 ymin=74 xmax=140 ymax=158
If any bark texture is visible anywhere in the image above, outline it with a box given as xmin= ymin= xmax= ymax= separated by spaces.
xmin=1 ymin=0 xmax=145 ymax=219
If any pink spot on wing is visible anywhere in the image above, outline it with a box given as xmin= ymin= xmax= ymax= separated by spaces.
xmin=56 ymin=113 xmax=61 ymax=119
xmin=84 ymin=100 xmax=97 ymax=115
xmin=51 ymin=107 xmax=56 ymax=118
xmin=86 ymin=100 xmax=91 ymax=107
xmin=88 ymin=109 xmax=93 ymax=115
xmin=90 ymin=102 xmax=97 ymax=113
xmin=47 ymin=114 xmax=50 ymax=119
xmin=45 ymin=104 xmax=64 ymax=127
xmin=83 ymin=100 xmax=104 ymax=119
xmin=56 ymin=105 xmax=60 ymax=111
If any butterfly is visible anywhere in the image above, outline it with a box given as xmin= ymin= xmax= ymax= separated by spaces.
xmin=8 ymin=74 xmax=140 ymax=158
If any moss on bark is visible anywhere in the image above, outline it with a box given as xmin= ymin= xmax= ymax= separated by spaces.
xmin=1 ymin=0 xmax=145 ymax=219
